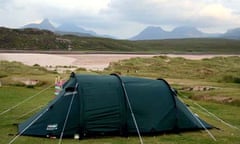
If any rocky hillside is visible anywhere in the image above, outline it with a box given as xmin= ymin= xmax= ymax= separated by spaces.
xmin=0 ymin=27 xmax=240 ymax=54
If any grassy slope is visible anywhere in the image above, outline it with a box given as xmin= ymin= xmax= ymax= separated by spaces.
xmin=0 ymin=58 xmax=240 ymax=144
xmin=105 ymin=56 xmax=240 ymax=83
xmin=105 ymin=56 xmax=240 ymax=105
xmin=1 ymin=27 xmax=240 ymax=54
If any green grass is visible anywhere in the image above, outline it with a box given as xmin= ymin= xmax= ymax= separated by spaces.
xmin=105 ymin=56 xmax=240 ymax=83
xmin=0 ymin=57 xmax=240 ymax=143
xmin=0 ymin=86 xmax=239 ymax=144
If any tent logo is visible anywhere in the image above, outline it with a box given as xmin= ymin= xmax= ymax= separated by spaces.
xmin=46 ymin=124 xmax=58 ymax=131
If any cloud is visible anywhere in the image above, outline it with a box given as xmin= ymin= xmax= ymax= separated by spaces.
xmin=0 ymin=0 xmax=240 ymax=38
xmin=104 ymin=0 xmax=240 ymax=31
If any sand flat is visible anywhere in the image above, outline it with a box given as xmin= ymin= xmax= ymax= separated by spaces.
xmin=0 ymin=53 xmax=238 ymax=70
xmin=0 ymin=53 xmax=75 ymax=67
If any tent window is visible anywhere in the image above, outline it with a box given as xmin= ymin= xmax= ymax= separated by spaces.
xmin=65 ymin=87 xmax=75 ymax=92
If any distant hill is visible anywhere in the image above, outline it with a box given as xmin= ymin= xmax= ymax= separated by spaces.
xmin=171 ymin=26 xmax=205 ymax=38
xmin=0 ymin=27 xmax=240 ymax=54
xmin=23 ymin=19 xmax=56 ymax=31
xmin=56 ymin=23 xmax=115 ymax=39
xmin=22 ymin=19 xmax=114 ymax=38
xmin=56 ymin=23 xmax=97 ymax=36
xmin=21 ymin=19 xmax=240 ymax=40
xmin=131 ymin=26 xmax=169 ymax=40
xmin=222 ymin=28 xmax=240 ymax=39
xmin=55 ymin=31 xmax=93 ymax=37
xmin=131 ymin=26 xmax=221 ymax=40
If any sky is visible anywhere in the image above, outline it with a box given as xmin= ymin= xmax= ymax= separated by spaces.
xmin=0 ymin=0 xmax=240 ymax=38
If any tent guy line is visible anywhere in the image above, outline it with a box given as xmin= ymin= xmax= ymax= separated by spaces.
xmin=17 ymin=105 xmax=44 ymax=120
xmin=0 ymin=84 xmax=54 ymax=116
xmin=178 ymin=92 xmax=240 ymax=131
xmin=193 ymin=102 xmax=240 ymax=131
xmin=8 ymin=108 xmax=50 ymax=144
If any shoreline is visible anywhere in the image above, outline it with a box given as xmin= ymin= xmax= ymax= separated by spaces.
xmin=0 ymin=53 xmax=239 ymax=70
xmin=0 ymin=50 xmax=240 ymax=55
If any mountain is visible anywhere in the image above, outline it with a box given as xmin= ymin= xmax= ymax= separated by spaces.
xmin=22 ymin=19 xmax=115 ymax=38
xmin=222 ymin=28 xmax=240 ymax=39
xmin=56 ymin=24 xmax=115 ymax=38
xmin=55 ymin=31 xmax=93 ymax=37
xmin=56 ymin=23 xmax=97 ymax=36
xmin=130 ymin=26 xmax=221 ymax=40
xmin=131 ymin=26 xmax=169 ymax=40
xmin=21 ymin=19 xmax=239 ymax=40
xmin=171 ymin=26 xmax=205 ymax=38
xmin=23 ymin=19 xmax=55 ymax=31
xmin=23 ymin=19 xmax=94 ymax=36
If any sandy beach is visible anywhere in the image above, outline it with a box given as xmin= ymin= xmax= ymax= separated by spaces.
xmin=0 ymin=53 xmax=238 ymax=70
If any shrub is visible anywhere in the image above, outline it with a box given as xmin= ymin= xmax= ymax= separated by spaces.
xmin=33 ymin=64 xmax=40 ymax=67
xmin=222 ymin=75 xmax=240 ymax=84
xmin=76 ymin=67 xmax=87 ymax=71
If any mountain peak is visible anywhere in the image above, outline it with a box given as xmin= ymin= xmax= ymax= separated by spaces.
xmin=131 ymin=26 xmax=168 ymax=40
xmin=56 ymin=23 xmax=97 ymax=36
xmin=171 ymin=26 xmax=204 ymax=38
xmin=40 ymin=18 xmax=51 ymax=25
xmin=23 ymin=18 xmax=55 ymax=31
xmin=223 ymin=27 xmax=240 ymax=39
xmin=130 ymin=25 xmax=215 ymax=40
xmin=145 ymin=26 xmax=164 ymax=31
xmin=39 ymin=18 xmax=55 ymax=31
xmin=172 ymin=26 xmax=201 ymax=33
xmin=57 ymin=23 xmax=85 ymax=33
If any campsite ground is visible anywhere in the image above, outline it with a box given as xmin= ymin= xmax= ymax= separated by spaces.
xmin=0 ymin=55 xmax=240 ymax=144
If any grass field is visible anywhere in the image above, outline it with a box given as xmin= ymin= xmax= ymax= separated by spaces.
xmin=0 ymin=57 xmax=240 ymax=144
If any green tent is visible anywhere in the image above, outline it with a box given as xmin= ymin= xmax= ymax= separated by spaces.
xmin=18 ymin=73 xmax=211 ymax=138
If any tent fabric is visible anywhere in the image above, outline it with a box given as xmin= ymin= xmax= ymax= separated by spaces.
xmin=18 ymin=73 xmax=212 ymax=138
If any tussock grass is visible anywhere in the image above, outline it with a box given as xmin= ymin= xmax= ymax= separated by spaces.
xmin=105 ymin=56 xmax=240 ymax=83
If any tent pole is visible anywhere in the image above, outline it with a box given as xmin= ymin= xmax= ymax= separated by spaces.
xmin=122 ymin=82 xmax=144 ymax=144
xmin=111 ymin=74 xmax=144 ymax=144
xmin=0 ymin=84 xmax=54 ymax=116
xmin=8 ymin=108 xmax=49 ymax=144
xmin=58 ymin=83 xmax=78 ymax=144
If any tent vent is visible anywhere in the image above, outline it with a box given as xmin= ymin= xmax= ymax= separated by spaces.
xmin=65 ymin=87 xmax=75 ymax=92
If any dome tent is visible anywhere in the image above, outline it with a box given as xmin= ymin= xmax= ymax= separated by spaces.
xmin=18 ymin=73 xmax=212 ymax=139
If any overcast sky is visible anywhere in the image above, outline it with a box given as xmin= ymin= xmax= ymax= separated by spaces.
xmin=0 ymin=0 xmax=240 ymax=38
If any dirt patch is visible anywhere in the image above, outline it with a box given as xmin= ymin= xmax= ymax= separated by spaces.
xmin=193 ymin=95 xmax=234 ymax=104
xmin=12 ymin=77 xmax=40 ymax=87
xmin=180 ymin=86 xmax=217 ymax=91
